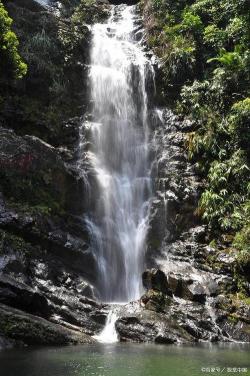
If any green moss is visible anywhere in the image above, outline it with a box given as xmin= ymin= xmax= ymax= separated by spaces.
xmin=141 ymin=289 xmax=169 ymax=313
xmin=0 ymin=0 xmax=110 ymax=144
xmin=209 ymin=239 xmax=217 ymax=247
xmin=0 ymin=164 xmax=67 ymax=216
xmin=0 ymin=229 xmax=33 ymax=255
xmin=228 ymin=314 xmax=239 ymax=324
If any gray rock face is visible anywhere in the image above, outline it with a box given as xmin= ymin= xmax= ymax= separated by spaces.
xmin=142 ymin=268 xmax=171 ymax=295
xmin=0 ymin=303 xmax=95 ymax=346
xmin=0 ymin=125 xmax=106 ymax=346
xmin=147 ymin=109 xmax=202 ymax=266
xmin=112 ymin=286 xmax=250 ymax=344
xmin=136 ymin=108 xmax=250 ymax=343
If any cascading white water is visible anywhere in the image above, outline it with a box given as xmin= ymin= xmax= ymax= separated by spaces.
xmin=93 ymin=309 xmax=119 ymax=343
xmin=86 ymin=5 xmax=153 ymax=303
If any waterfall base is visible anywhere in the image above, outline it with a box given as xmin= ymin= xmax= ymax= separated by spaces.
xmin=93 ymin=307 xmax=120 ymax=344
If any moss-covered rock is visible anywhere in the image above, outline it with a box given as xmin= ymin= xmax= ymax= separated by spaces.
xmin=0 ymin=0 xmax=110 ymax=146
xmin=140 ymin=289 xmax=169 ymax=312
xmin=0 ymin=127 xmax=83 ymax=215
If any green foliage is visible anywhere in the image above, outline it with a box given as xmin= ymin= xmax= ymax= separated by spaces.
xmin=234 ymin=223 xmax=250 ymax=253
xmin=207 ymin=45 xmax=247 ymax=71
xmin=181 ymin=10 xmax=203 ymax=34
xmin=234 ymin=221 xmax=250 ymax=283
xmin=161 ymin=35 xmax=196 ymax=87
xmin=22 ymin=29 xmax=59 ymax=77
xmin=226 ymin=17 xmax=247 ymax=44
xmin=203 ymin=25 xmax=227 ymax=49
xmin=0 ymin=1 xmax=27 ymax=79
xmin=229 ymin=98 xmax=250 ymax=151
xmin=0 ymin=0 xmax=108 ymax=143
xmin=232 ymin=97 xmax=250 ymax=114
xmin=145 ymin=0 xmax=250 ymax=265
xmin=71 ymin=0 xmax=109 ymax=25
xmin=199 ymin=151 xmax=249 ymax=230
xmin=0 ymin=229 xmax=32 ymax=255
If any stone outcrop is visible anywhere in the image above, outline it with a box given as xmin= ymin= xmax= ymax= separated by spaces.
xmin=0 ymin=303 xmax=95 ymax=346
xmin=0 ymin=0 xmax=111 ymax=347
xmin=132 ymin=106 xmax=250 ymax=343
xmin=113 ymin=267 xmax=250 ymax=344
xmin=0 ymin=126 xmax=106 ymax=346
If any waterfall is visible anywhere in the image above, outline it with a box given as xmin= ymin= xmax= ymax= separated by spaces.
xmin=85 ymin=5 xmax=153 ymax=303
xmin=93 ymin=308 xmax=119 ymax=343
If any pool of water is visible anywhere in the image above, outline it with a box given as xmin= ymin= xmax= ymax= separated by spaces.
xmin=0 ymin=343 xmax=249 ymax=376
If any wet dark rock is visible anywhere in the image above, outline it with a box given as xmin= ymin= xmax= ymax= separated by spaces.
xmin=167 ymin=274 xmax=206 ymax=303
xmin=1 ymin=0 xmax=96 ymax=148
xmin=115 ymin=310 xmax=188 ymax=344
xmin=0 ymin=123 xmax=104 ymax=345
xmin=187 ymin=283 xmax=206 ymax=303
xmin=0 ymin=127 xmax=86 ymax=215
xmin=144 ymin=106 xmax=250 ymax=344
xmin=189 ymin=226 xmax=207 ymax=243
xmin=219 ymin=319 xmax=250 ymax=342
xmin=0 ymin=275 xmax=50 ymax=318
xmin=0 ymin=334 xmax=21 ymax=350
xmin=154 ymin=334 xmax=176 ymax=344
xmin=114 ymin=300 xmax=220 ymax=343
xmin=147 ymin=109 xmax=203 ymax=267
xmin=206 ymin=281 xmax=220 ymax=297
xmin=142 ymin=268 xmax=171 ymax=295
xmin=140 ymin=289 xmax=169 ymax=312
xmin=0 ymin=303 xmax=95 ymax=346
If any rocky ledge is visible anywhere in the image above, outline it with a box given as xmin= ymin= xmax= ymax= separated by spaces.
xmin=0 ymin=303 xmax=95 ymax=348
xmin=112 ymin=268 xmax=250 ymax=344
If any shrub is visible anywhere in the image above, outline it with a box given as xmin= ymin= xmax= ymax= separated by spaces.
xmin=146 ymin=0 xmax=250 ymax=292
xmin=203 ymin=25 xmax=227 ymax=49
xmin=0 ymin=1 xmax=27 ymax=79
xmin=229 ymin=98 xmax=250 ymax=150
xmin=181 ymin=10 xmax=203 ymax=35
xmin=200 ymin=150 xmax=249 ymax=230
xmin=207 ymin=45 xmax=246 ymax=71
xmin=162 ymin=35 xmax=196 ymax=87
xmin=226 ymin=17 xmax=247 ymax=44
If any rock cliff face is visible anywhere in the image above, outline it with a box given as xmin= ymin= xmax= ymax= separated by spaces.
xmin=0 ymin=0 xmax=109 ymax=347
xmin=0 ymin=0 xmax=249 ymax=348
xmin=113 ymin=109 xmax=250 ymax=344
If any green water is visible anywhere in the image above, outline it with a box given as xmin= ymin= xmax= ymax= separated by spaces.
xmin=0 ymin=343 xmax=249 ymax=376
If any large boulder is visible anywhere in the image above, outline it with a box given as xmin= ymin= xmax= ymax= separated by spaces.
xmin=142 ymin=268 xmax=172 ymax=295
xmin=168 ymin=274 xmax=206 ymax=303
xmin=0 ymin=275 xmax=50 ymax=318
xmin=0 ymin=127 xmax=86 ymax=215
xmin=0 ymin=303 xmax=95 ymax=347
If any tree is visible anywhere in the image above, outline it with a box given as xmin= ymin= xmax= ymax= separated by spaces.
xmin=0 ymin=1 xmax=27 ymax=79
